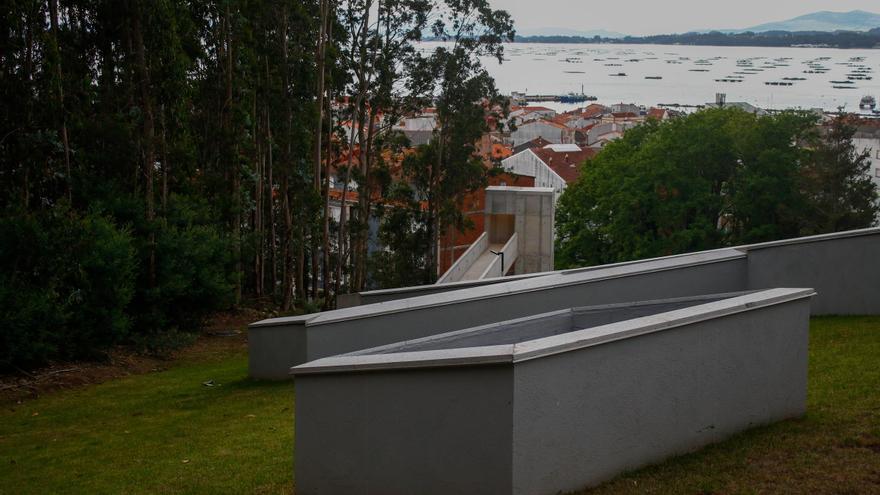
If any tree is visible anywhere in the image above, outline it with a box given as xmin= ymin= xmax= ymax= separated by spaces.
xmin=386 ymin=0 xmax=514 ymax=284
xmin=798 ymin=115 xmax=880 ymax=234
xmin=555 ymin=108 xmax=876 ymax=269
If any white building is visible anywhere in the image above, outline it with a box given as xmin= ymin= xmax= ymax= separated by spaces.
xmin=501 ymin=144 xmax=596 ymax=198
xmin=510 ymin=119 xmax=574 ymax=147
xmin=509 ymin=106 xmax=557 ymax=126
xmin=853 ymin=125 xmax=880 ymax=194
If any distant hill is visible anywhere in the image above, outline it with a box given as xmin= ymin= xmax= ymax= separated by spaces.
xmin=729 ymin=10 xmax=880 ymax=33
xmin=516 ymin=27 xmax=625 ymax=39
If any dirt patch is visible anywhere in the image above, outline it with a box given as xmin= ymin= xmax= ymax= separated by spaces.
xmin=0 ymin=307 xmax=272 ymax=405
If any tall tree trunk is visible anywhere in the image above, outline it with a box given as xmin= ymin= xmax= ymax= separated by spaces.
xmin=253 ymin=78 xmax=263 ymax=297
xmin=48 ymin=0 xmax=72 ymax=203
xmin=132 ymin=1 xmax=156 ymax=288
xmin=267 ymin=104 xmax=277 ymax=301
xmin=279 ymin=6 xmax=295 ymax=311
xmin=322 ymin=91 xmax=333 ymax=307
xmin=224 ymin=4 xmax=242 ymax=306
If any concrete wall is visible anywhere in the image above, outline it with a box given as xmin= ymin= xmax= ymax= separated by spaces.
xmin=292 ymin=290 xmax=813 ymax=494
xmin=340 ymin=227 xmax=880 ymax=309
xmin=250 ymin=228 xmax=880 ymax=379
xmin=745 ymin=231 xmax=880 ymax=315
xmin=512 ymin=299 xmax=810 ymax=494
xmin=436 ymin=232 xmax=488 ymax=284
xmin=249 ymin=250 xmax=746 ymax=378
xmin=482 ymin=233 xmax=518 ymax=279
xmin=323 ymin=257 xmax=740 ymax=374
xmin=294 ymin=365 xmax=514 ymax=495
xmin=485 ymin=186 xmax=554 ymax=274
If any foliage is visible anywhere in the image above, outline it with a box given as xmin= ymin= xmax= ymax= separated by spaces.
xmin=133 ymin=195 xmax=235 ymax=337
xmin=374 ymin=0 xmax=514 ymax=284
xmin=0 ymin=209 xmax=136 ymax=369
xmin=555 ymin=108 xmax=878 ymax=268
xmin=798 ymin=116 xmax=880 ymax=234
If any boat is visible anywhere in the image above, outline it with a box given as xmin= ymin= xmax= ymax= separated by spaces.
xmin=644 ymin=76 xmax=662 ymax=80
xmin=609 ymin=72 xmax=627 ymax=77
xmin=557 ymin=92 xmax=598 ymax=103
xmin=861 ymin=95 xmax=877 ymax=110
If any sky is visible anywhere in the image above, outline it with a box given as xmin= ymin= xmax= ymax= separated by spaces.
xmin=490 ymin=0 xmax=880 ymax=36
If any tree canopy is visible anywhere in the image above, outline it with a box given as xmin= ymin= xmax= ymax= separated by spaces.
xmin=555 ymin=109 xmax=879 ymax=269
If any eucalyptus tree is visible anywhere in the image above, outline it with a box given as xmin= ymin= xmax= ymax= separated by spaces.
xmin=400 ymin=0 xmax=514 ymax=283
xmin=335 ymin=0 xmax=432 ymax=294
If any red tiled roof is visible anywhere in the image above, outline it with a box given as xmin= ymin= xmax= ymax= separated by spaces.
xmin=521 ymin=106 xmax=554 ymax=112
xmin=531 ymin=146 xmax=597 ymax=183
xmin=647 ymin=107 xmax=667 ymax=120
xmin=611 ymin=112 xmax=639 ymax=119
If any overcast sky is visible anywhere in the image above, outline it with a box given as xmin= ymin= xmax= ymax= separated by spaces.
xmin=491 ymin=0 xmax=879 ymax=36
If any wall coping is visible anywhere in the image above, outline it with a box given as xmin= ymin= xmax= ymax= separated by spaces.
xmin=250 ymin=248 xmax=746 ymax=329
xmin=290 ymin=288 xmax=815 ymax=375
xmin=738 ymin=226 xmax=880 ymax=251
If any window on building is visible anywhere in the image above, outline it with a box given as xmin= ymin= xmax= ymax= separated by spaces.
xmin=876 ymin=168 xmax=880 ymax=178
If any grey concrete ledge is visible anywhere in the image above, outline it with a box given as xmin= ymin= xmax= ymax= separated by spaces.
xmin=291 ymin=288 xmax=814 ymax=375
xmin=256 ymin=248 xmax=746 ymax=330
xmin=738 ymin=226 xmax=880 ymax=251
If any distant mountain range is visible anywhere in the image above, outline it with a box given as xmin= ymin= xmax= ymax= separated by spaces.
xmin=726 ymin=10 xmax=880 ymax=34
xmin=518 ymin=10 xmax=880 ymax=39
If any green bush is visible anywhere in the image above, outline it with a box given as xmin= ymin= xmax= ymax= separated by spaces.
xmin=132 ymin=194 xmax=235 ymax=339
xmin=0 ymin=209 xmax=136 ymax=369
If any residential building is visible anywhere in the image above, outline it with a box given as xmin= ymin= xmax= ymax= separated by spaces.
xmin=502 ymin=143 xmax=596 ymax=197
xmin=853 ymin=123 xmax=880 ymax=193
xmin=511 ymin=119 xmax=575 ymax=147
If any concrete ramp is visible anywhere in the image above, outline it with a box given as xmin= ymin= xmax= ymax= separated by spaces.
xmin=438 ymin=233 xmax=516 ymax=284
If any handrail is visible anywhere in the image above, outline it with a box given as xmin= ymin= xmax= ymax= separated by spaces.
xmin=480 ymin=232 xmax=518 ymax=279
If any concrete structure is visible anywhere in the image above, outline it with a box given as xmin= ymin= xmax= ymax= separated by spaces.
xmin=437 ymin=186 xmax=555 ymax=284
xmin=437 ymin=186 xmax=552 ymax=284
xmin=248 ymin=227 xmax=880 ymax=379
xmin=292 ymin=289 xmax=814 ymax=495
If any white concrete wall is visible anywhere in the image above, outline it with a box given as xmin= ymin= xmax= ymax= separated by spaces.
xmin=501 ymin=150 xmax=568 ymax=197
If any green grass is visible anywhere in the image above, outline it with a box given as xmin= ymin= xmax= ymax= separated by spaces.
xmin=0 ymin=317 xmax=878 ymax=494
xmin=0 ymin=347 xmax=294 ymax=494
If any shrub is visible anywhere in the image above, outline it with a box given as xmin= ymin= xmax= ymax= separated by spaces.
xmin=131 ymin=194 xmax=235 ymax=339
xmin=0 ymin=209 xmax=136 ymax=369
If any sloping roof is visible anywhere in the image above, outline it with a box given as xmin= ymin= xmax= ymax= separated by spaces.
xmin=580 ymin=104 xmax=609 ymax=118
xmin=531 ymin=145 xmax=597 ymax=183
xmin=513 ymin=136 xmax=551 ymax=154
xmin=647 ymin=107 xmax=667 ymax=120
xmin=521 ymin=106 xmax=554 ymax=112
xmin=519 ymin=118 xmax=570 ymax=130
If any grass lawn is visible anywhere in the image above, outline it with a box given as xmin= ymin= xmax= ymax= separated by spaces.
xmin=1 ymin=316 xmax=878 ymax=494
xmin=0 ymin=344 xmax=295 ymax=494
